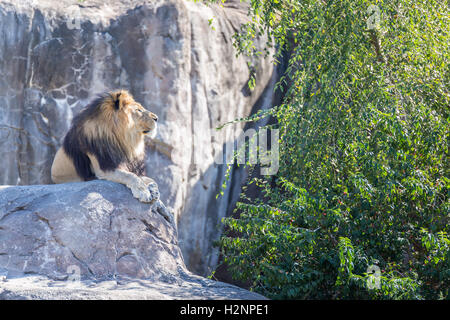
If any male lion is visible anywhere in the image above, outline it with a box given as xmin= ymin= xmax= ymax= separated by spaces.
xmin=51 ymin=90 xmax=159 ymax=203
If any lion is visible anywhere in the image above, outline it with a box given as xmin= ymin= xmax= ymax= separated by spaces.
xmin=51 ymin=89 xmax=159 ymax=203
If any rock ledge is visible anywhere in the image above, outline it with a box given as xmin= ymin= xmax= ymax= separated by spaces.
xmin=0 ymin=181 xmax=265 ymax=300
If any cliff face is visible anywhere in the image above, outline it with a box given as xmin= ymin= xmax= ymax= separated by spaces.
xmin=0 ymin=0 xmax=275 ymax=275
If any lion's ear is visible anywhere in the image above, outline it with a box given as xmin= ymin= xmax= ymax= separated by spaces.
xmin=114 ymin=93 xmax=122 ymax=110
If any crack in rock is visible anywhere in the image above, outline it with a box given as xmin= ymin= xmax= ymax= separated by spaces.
xmin=33 ymin=211 xmax=95 ymax=278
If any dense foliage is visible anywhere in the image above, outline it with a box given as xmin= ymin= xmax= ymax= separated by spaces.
xmin=212 ymin=0 xmax=449 ymax=299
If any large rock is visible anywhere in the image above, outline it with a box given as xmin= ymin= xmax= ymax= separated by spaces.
xmin=0 ymin=274 xmax=266 ymax=300
xmin=0 ymin=0 xmax=276 ymax=275
xmin=0 ymin=181 xmax=266 ymax=300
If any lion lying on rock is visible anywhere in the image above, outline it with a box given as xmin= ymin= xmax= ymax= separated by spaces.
xmin=51 ymin=90 xmax=159 ymax=203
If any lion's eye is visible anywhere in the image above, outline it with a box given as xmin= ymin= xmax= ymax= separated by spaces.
xmin=137 ymin=109 xmax=143 ymax=113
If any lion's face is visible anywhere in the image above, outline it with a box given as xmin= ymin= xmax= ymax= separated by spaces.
xmin=107 ymin=90 xmax=158 ymax=139
xmin=127 ymin=103 xmax=158 ymax=138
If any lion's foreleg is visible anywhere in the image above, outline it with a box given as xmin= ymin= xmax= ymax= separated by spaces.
xmin=101 ymin=169 xmax=155 ymax=203
xmin=141 ymin=176 xmax=156 ymax=186
xmin=87 ymin=154 xmax=154 ymax=203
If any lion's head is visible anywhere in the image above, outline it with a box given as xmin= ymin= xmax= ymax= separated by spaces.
xmin=105 ymin=90 xmax=158 ymax=138
xmin=78 ymin=90 xmax=157 ymax=158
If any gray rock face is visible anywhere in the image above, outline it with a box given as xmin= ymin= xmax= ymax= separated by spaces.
xmin=0 ymin=181 xmax=266 ymax=300
xmin=0 ymin=180 xmax=179 ymax=280
xmin=0 ymin=0 xmax=275 ymax=275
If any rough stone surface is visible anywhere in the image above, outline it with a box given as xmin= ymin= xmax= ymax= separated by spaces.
xmin=0 ymin=274 xmax=266 ymax=300
xmin=0 ymin=181 xmax=266 ymax=300
xmin=0 ymin=180 xmax=180 ymax=280
xmin=0 ymin=0 xmax=275 ymax=275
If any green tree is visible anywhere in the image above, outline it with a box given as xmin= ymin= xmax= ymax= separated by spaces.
xmin=213 ymin=0 xmax=449 ymax=299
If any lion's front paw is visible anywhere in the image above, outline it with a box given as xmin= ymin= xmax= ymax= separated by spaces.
xmin=146 ymin=181 xmax=160 ymax=202
xmin=130 ymin=182 xmax=153 ymax=203
xmin=139 ymin=176 xmax=160 ymax=202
